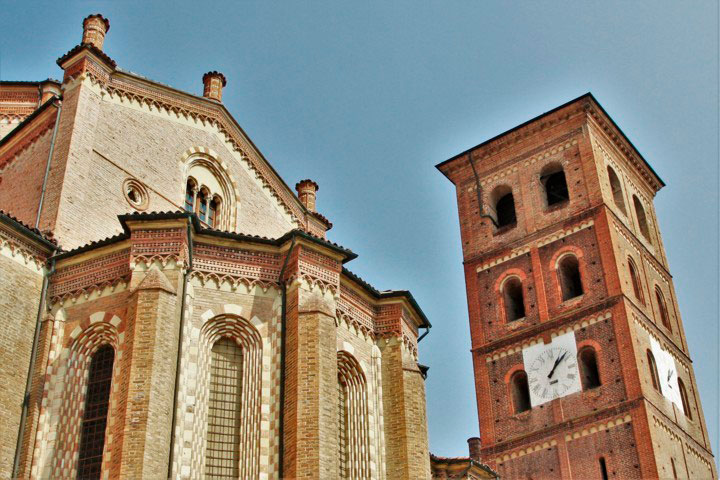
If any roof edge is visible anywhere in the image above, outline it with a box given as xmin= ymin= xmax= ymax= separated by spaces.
xmin=436 ymin=92 xmax=664 ymax=188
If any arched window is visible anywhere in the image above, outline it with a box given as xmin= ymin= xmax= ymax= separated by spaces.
xmin=628 ymin=257 xmax=644 ymax=304
xmin=607 ymin=166 xmax=626 ymax=214
xmin=655 ymin=287 xmax=671 ymax=331
xmin=678 ymin=378 xmax=692 ymax=420
xmin=185 ymin=178 xmax=197 ymax=212
xmin=77 ymin=345 xmax=115 ymax=480
xmin=338 ymin=352 xmax=371 ymax=479
xmin=511 ymin=370 xmax=531 ymax=413
xmin=502 ymin=277 xmax=525 ymax=321
xmin=647 ymin=350 xmax=660 ymax=392
xmin=633 ymin=195 xmax=652 ymax=243
xmin=599 ymin=457 xmax=609 ymax=480
xmin=558 ymin=255 xmax=583 ymax=301
xmin=579 ymin=347 xmax=601 ymax=390
xmin=541 ymin=164 xmax=569 ymax=207
xmin=197 ymin=188 xmax=209 ymax=223
xmin=208 ymin=196 xmax=221 ymax=228
xmin=493 ymin=187 xmax=517 ymax=227
xmin=205 ymin=337 xmax=243 ymax=479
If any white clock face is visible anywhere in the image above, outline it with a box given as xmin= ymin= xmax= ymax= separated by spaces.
xmin=523 ymin=332 xmax=582 ymax=407
xmin=650 ymin=337 xmax=684 ymax=414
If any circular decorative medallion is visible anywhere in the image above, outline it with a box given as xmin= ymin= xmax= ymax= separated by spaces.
xmin=123 ymin=178 xmax=149 ymax=211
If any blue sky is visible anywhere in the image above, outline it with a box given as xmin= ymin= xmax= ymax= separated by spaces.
xmin=2 ymin=0 xmax=717 ymax=464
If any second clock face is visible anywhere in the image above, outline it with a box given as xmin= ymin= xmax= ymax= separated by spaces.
xmin=522 ymin=331 xmax=582 ymax=407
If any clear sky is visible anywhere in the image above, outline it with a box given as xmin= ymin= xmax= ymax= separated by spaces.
xmin=2 ymin=0 xmax=717 ymax=465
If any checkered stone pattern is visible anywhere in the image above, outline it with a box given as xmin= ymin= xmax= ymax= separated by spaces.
xmin=31 ymin=311 xmax=122 ymax=479
xmin=171 ymin=297 xmax=280 ymax=479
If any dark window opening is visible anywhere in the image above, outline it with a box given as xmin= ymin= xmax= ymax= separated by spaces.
xmin=503 ymin=278 xmax=525 ymax=321
xmin=208 ymin=197 xmax=220 ymax=228
xmin=647 ymin=350 xmax=660 ymax=392
xmin=579 ymin=347 xmax=601 ymax=390
xmin=607 ymin=166 xmax=626 ymax=214
xmin=558 ymin=255 xmax=583 ymax=301
xmin=197 ymin=189 xmax=208 ymax=222
xmin=628 ymin=258 xmax=644 ymax=304
xmin=655 ymin=287 xmax=671 ymax=331
xmin=542 ymin=168 xmax=569 ymax=206
xmin=511 ymin=371 xmax=531 ymax=413
xmin=496 ymin=193 xmax=517 ymax=227
xmin=633 ymin=195 xmax=652 ymax=243
xmin=77 ymin=345 xmax=114 ymax=480
xmin=678 ymin=378 xmax=692 ymax=420
xmin=599 ymin=457 xmax=609 ymax=480
xmin=671 ymin=458 xmax=678 ymax=479
xmin=184 ymin=179 xmax=196 ymax=212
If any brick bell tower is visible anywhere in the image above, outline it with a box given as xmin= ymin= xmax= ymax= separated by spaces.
xmin=437 ymin=94 xmax=716 ymax=479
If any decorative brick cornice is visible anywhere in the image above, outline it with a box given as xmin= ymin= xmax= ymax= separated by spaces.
xmin=484 ymin=311 xmax=611 ymax=362
xmin=475 ymin=219 xmax=595 ymax=272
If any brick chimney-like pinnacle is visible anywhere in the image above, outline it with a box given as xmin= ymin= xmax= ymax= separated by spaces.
xmin=202 ymin=71 xmax=227 ymax=102
xmin=82 ymin=14 xmax=110 ymax=50
xmin=467 ymin=437 xmax=482 ymax=461
xmin=40 ymin=79 xmax=62 ymax=104
xmin=296 ymin=179 xmax=319 ymax=212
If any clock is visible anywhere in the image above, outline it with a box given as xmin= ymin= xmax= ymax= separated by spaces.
xmin=650 ymin=337 xmax=684 ymax=414
xmin=522 ymin=332 xmax=582 ymax=407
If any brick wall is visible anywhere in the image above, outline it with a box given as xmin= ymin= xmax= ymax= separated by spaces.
xmin=0 ymin=249 xmax=45 ymax=477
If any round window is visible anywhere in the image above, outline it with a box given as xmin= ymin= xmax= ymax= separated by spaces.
xmin=123 ymin=179 xmax=149 ymax=210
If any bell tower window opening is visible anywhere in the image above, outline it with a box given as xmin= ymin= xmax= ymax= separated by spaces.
xmin=607 ymin=166 xmax=626 ymax=214
xmin=633 ymin=195 xmax=652 ymax=243
xmin=502 ymin=277 xmax=525 ymax=322
xmin=647 ymin=350 xmax=660 ymax=392
xmin=579 ymin=347 xmax=601 ymax=390
xmin=77 ymin=344 xmax=115 ymax=480
xmin=511 ymin=370 xmax=531 ymax=413
xmin=205 ymin=337 xmax=243 ymax=479
xmin=628 ymin=257 xmax=644 ymax=304
xmin=678 ymin=378 xmax=692 ymax=420
xmin=655 ymin=287 xmax=671 ymax=331
xmin=491 ymin=185 xmax=517 ymax=228
xmin=599 ymin=457 xmax=609 ymax=480
xmin=558 ymin=254 xmax=583 ymax=301
xmin=540 ymin=164 xmax=569 ymax=207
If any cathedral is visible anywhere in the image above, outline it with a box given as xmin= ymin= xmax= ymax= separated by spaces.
xmin=0 ymin=13 xmax=714 ymax=480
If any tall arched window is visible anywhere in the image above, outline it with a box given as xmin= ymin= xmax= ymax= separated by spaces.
xmin=491 ymin=185 xmax=517 ymax=228
xmin=185 ymin=178 xmax=197 ymax=212
xmin=678 ymin=378 xmax=693 ymax=420
xmin=628 ymin=257 xmax=644 ymax=304
xmin=579 ymin=347 xmax=601 ymax=390
xmin=655 ymin=287 xmax=671 ymax=331
xmin=337 ymin=352 xmax=371 ymax=479
xmin=607 ymin=166 xmax=626 ymax=214
xmin=647 ymin=350 xmax=660 ymax=392
xmin=541 ymin=164 xmax=569 ymax=207
xmin=502 ymin=277 xmax=525 ymax=321
xmin=633 ymin=195 xmax=652 ymax=243
xmin=511 ymin=370 xmax=531 ymax=413
xmin=205 ymin=337 xmax=243 ymax=479
xmin=77 ymin=345 xmax=115 ymax=480
xmin=558 ymin=255 xmax=583 ymax=301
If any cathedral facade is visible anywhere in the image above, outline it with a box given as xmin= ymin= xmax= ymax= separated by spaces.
xmin=0 ymin=15 xmax=434 ymax=480
xmin=438 ymin=94 xmax=717 ymax=479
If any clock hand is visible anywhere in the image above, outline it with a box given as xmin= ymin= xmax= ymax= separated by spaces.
xmin=547 ymin=352 xmax=567 ymax=379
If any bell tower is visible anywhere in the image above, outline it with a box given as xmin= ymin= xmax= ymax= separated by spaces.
xmin=437 ymin=94 xmax=716 ymax=479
